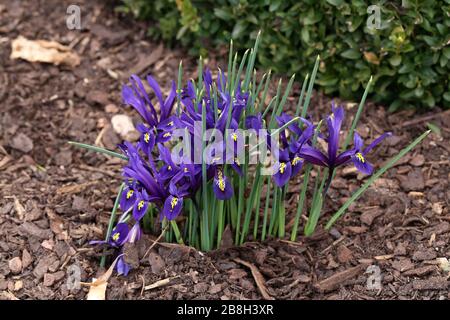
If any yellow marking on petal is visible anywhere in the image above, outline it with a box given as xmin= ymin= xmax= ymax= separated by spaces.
xmin=234 ymin=157 xmax=240 ymax=166
xmin=184 ymin=167 xmax=188 ymax=173
xmin=144 ymin=133 xmax=150 ymax=143
xmin=356 ymin=152 xmax=365 ymax=163
xmin=231 ymin=133 xmax=238 ymax=142
xmin=168 ymin=165 xmax=172 ymax=171
xmin=279 ymin=162 xmax=287 ymax=174
xmin=291 ymin=156 xmax=302 ymax=166
xmin=212 ymin=157 xmax=221 ymax=164
xmin=217 ymin=109 xmax=222 ymax=114
xmin=216 ymin=170 xmax=226 ymax=192
xmin=112 ymin=232 xmax=120 ymax=241
xmin=163 ymin=132 xmax=171 ymax=138
xmin=168 ymin=121 xmax=174 ymax=126
xmin=137 ymin=200 xmax=145 ymax=210
xmin=170 ymin=197 xmax=178 ymax=210
xmin=126 ymin=189 xmax=134 ymax=199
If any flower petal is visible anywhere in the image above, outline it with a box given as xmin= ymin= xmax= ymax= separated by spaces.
xmin=363 ymin=132 xmax=392 ymax=155
xmin=351 ymin=153 xmax=373 ymax=175
xmin=326 ymin=104 xmax=344 ymax=162
xmin=290 ymin=156 xmax=304 ymax=177
xmin=132 ymin=198 xmax=148 ymax=221
xmin=353 ymin=131 xmax=364 ymax=150
xmin=120 ymin=186 xmax=136 ymax=211
xmin=298 ymin=146 xmax=329 ymax=167
xmin=117 ymin=256 xmax=131 ymax=276
xmin=109 ymin=223 xmax=129 ymax=246
xmin=146 ymin=75 xmax=164 ymax=110
xmin=213 ymin=170 xmax=234 ymax=200
xmin=272 ymin=161 xmax=292 ymax=187
xmin=162 ymin=195 xmax=183 ymax=220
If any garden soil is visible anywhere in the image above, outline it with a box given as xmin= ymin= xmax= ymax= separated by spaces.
xmin=0 ymin=0 xmax=449 ymax=300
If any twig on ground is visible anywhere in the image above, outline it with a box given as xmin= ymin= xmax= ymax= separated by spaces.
xmin=399 ymin=109 xmax=450 ymax=128
xmin=144 ymin=276 xmax=179 ymax=291
xmin=142 ymin=226 xmax=168 ymax=259
xmin=234 ymin=258 xmax=274 ymax=300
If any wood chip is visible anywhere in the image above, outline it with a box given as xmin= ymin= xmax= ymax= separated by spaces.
xmin=144 ymin=276 xmax=179 ymax=291
xmin=13 ymin=196 xmax=25 ymax=220
xmin=128 ymin=44 xmax=163 ymax=77
xmin=374 ymin=254 xmax=395 ymax=261
xmin=314 ymin=264 xmax=367 ymax=293
xmin=234 ymin=258 xmax=274 ymax=300
xmin=56 ymin=181 xmax=97 ymax=195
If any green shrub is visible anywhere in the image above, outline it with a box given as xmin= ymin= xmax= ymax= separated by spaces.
xmin=117 ymin=0 xmax=450 ymax=110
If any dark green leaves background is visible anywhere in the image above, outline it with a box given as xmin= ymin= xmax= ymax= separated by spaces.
xmin=117 ymin=0 xmax=450 ymax=110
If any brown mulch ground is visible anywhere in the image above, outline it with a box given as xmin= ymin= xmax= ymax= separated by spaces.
xmin=0 ymin=0 xmax=449 ymax=300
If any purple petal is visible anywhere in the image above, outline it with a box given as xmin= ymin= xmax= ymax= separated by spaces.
xmin=326 ymin=105 xmax=344 ymax=162
xmin=122 ymin=85 xmax=154 ymax=125
xmin=353 ymin=131 xmax=364 ymax=150
xmin=334 ymin=149 xmax=356 ymax=166
xmin=110 ymin=223 xmax=129 ymax=246
xmin=272 ymin=161 xmax=292 ymax=187
xmin=290 ymin=156 xmax=304 ymax=177
xmin=120 ymin=186 xmax=136 ymax=212
xmin=124 ymin=223 xmax=141 ymax=244
xmin=146 ymin=75 xmax=164 ymax=110
xmin=132 ymin=198 xmax=148 ymax=221
xmin=162 ymin=81 xmax=177 ymax=120
xmin=363 ymin=132 xmax=392 ymax=155
xmin=351 ymin=153 xmax=373 ymax=175
xmin=162 ymin=195 xmax=183 ymax=220
xmin=298 ymin=146 xmax=329 ymax=167
xmin=213 ymin=170 xmax=234 ymax=200
xmin=117 ymin=256 xmax=131 ymax=276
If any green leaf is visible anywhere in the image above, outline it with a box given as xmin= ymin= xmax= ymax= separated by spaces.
xmin=325 ymin=130 xmax=431 ymax=230
xmin=326 ymin=0 xmax=344 ymax=6
xmin=340 ymin=48 xmax=361 ymax=59
xmin=68 ymin=141 xmax=127 ymax=160
xmin=442 ymin=47 xmax=450 ymax=59
xmin=214 ymin=8 xmax=232 ymax=20
xmin=232 ymin=21 xmax=246 ymax=39
xmin=426 ymin=122 xmax=441 ymax=136
xmin=389 ymin=55 xmax=402 ymax=66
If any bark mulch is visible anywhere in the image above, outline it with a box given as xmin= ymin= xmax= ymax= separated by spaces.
xmin=0 ymin=0 xmax=449 ymax=300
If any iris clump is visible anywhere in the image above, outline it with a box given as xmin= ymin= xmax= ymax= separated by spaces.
xmin=70 ymin=34 xmax=430 ymax=275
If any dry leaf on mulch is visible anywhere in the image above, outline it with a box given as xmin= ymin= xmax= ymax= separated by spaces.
xmin=10 ymin=36 xmax=80 ymax=68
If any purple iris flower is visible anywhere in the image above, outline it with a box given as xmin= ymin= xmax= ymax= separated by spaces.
xmin=122 ymin=74 xmax=177 ymax=156
xmin=298 ymin=104 xmax=391 ymax=175
xmin=120 ymin=142 xmax=165 ymax=201
xmin=271 ymin=114 xmax=314 ymax=187
xmin=117 ymin=256 xmax=130 ymax=276
xmin=245 ymin=112 xmax=313 ymax=188
xmin=213 ymin=168 xmax=234 ymax=200
xmin=161 ymin=183 xmax=189 ymax=220
xmin=109 ymin=223 xmax=129 ymax=247
xmin=90 ymin=222 xmax=129 ymax=247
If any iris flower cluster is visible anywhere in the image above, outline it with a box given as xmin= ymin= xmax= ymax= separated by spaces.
xmin=93 ymin=69 xmax=391 ymax=275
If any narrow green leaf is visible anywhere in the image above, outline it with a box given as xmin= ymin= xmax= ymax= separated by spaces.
xmin=176 ymin=60 xmax=183 ymax=116
xmin=100 ymin=183 xmax=125 ymax=268
xmin=261 ymin=179 xmax=272 ymax=241
xmin=170 ymin=220 xmax=184 ymax=245
xmin=301 ymin=55 xmax=320 ymax=119
xmin=325 ymin=130 xmax=431 ymax=230
xmin=295 ymin=73 xmax=309 ymax=117
xmin=343 ymin=76 xmax=373 ymax=149
xmin=68 ymin=141 xmax=127 ymax=161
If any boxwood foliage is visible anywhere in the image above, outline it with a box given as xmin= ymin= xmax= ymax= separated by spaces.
xmin=117 ymin=0 xmax=450 ymax=110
